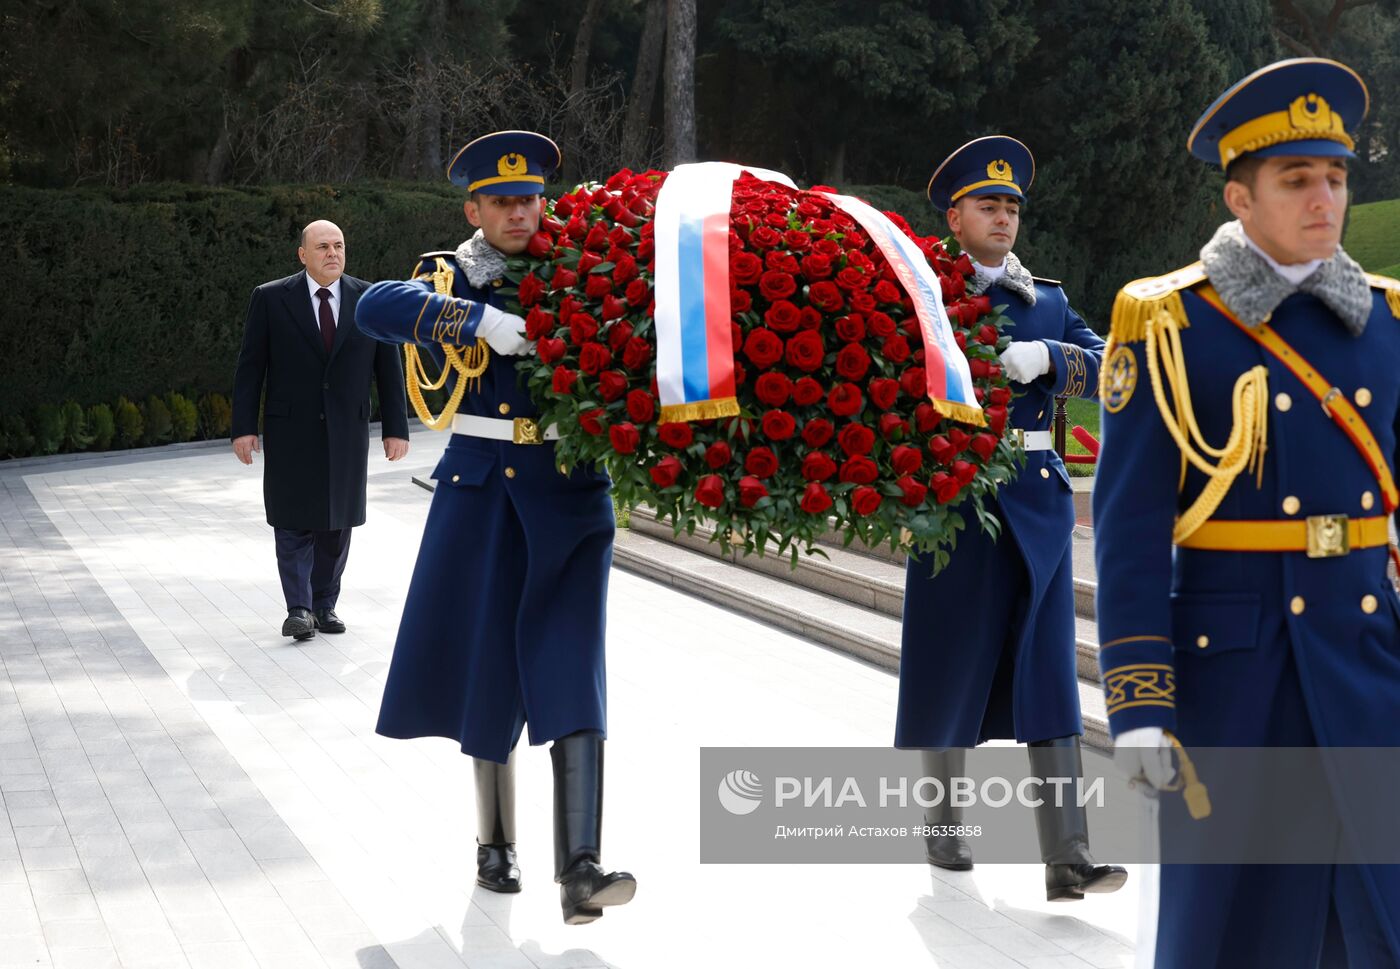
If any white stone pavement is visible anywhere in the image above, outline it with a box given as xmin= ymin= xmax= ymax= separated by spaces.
xmin=0 ymin=434 xmax=1139 ymax=969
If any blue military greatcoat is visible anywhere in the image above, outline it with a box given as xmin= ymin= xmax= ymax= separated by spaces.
xmin=1094 ymin=259 xmax=1400 ymax=967
xmin=896 ymin=276 xmax=1104 ymax=748
xmin=357 ymin=253 xmax=614 ymax=765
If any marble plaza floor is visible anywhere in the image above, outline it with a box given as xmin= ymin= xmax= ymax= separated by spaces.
xmin=0 ymin=433 xmax=1139 ymax=968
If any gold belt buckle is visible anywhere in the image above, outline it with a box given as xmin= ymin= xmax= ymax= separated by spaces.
xmin=1306 ymin=514 xmax=1350 ymax=558
xmin=1013 ymin=428 xmax=1026 ymax=448
xmin=512 ymin=417 xmax=543 ymax=445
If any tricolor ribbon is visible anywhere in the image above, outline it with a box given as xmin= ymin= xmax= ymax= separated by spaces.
xmin=653 ymin=162 xmax=796 ymax=423
xmin=815 ymin=191 xmax=984 ymax=427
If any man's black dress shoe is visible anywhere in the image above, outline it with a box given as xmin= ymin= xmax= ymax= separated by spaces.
xmin=476 ymin=843 xmax=522 ymax=893
xmin=313 ymin=608 xmax=346 ymax=634
xmin=281 ymin=608 xmax=316 ymax=641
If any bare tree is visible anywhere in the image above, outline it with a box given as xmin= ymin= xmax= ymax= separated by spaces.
xmin=663 ymin=0 xmax=697 ymax=168
xmin=621 ymin=0 xmax=666 ymax=168
xmin=561 ymin=0 xmax=607 ymax=182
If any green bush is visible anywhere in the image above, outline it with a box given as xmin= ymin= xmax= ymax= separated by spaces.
xmin=32 ymin=402 xmax=63 ymax=455
xmin=198 ymin=392 xmax=232 ymax=439
xmin=167 ymin=391 xmax=198 ymax=443
xmin=87 ymin=403 xmax=115 ymax=451
xmin=59 ymin=399 xmax=92 ymax=451
xmin=1 ymin=414 xmax=34 ymax=458
xmin=140 ymin=395 xmax=172 ymax=446
xmin=114 ymin=396 xmax=143 ymax=448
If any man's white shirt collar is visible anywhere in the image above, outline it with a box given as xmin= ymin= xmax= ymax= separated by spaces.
xmin=306 ymin=274 xmax=342 ymax=301
xmin=1241 ymin=232 xmax=1323 ymax=286
xmin=972 ymin=258 xmax=1007 ymax=283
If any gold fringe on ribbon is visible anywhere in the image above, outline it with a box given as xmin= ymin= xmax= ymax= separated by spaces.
xmin=932 ymin=398 xmax=987 ymax=428
xmin=1387 ymin=288 xmax=1400 ymax=320
xmin=403 ymin=256 xmax=491 ymax=431
xmin=658 ymin=397 xmax=741 ymax=424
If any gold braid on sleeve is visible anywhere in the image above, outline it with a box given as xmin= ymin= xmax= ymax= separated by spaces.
xmin=403 ymin=257 xmax=491 ymax=430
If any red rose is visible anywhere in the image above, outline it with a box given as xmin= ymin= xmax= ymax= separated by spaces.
xmin=836 ymin=266 xmax=868 ymax=291
xmin=891 ymin=444 xmax=923 ymax=475
xmin=598 ymin=369 xmax=628 ymax=402
xmin=552 ymin=266 xmax=578 ymax=291
xmin=606 ymin=320 xmax=634 ymax=350
xmin=851 ymin=292 xmax=877 ymax=313
xmin=896 ymin=474 xmax=928 ymax=507
xmin=536 ymin=337 xmax=567 ymax=364
xmin=658 ymin=422 xmax=693 ymax=448
xmin=526 ymin=231 xmax=554 ymax=258
xmin=971 ymin=294 xmax=993 ymax=316
xmin=874 ymin=280 xmax=903 ymax=304
xmin=929 ymin=434 xmax=957 ymax=465
xmin=732 ymin=251 xmax=763 ymax=285
xmin=802 ymin=418 xmax=834 ymax=447
xmin=808 ymin=281 xmax=844 ymax=312
xmin=785 ymin=330 xmax=825 ymax=373
xmin=798 ymin=307 xmax=823 ymax=330
xmin=914 ymin=402 xmax=939 ymax=433
xmin=834 ymin=315 xmax=866 ymax=343
xmin=952 ymin=459 xmax=977 ymax=485
xmin=899 ymin=368 xmax=926 ymax=400
xmin=838 ymin=456 xmax=879 ymax=485
xmin=880 ymin=413 xmax=908 ymax=440
xmin=968 ymin=359 xmax=990 ymax=380
xmin=867 ymin=311 xmax=897 ymax=337
xmin=953 ymin=253 xmax=974 ymax=275
xmin=649 ymin=455 xmax=683 ymax=488
xmin=626 ymin=389 xmax=656 ymax=423
xmin=985 ymin=404 xmax=1008 ymax=436
xmin=837 ymin=423 xmax=875 ymax=457
xmin=750 ymin=226 xmax=782 ymax=249
xmin=744 ymin=447 xmax=779 ymax=478
xmin=835 ymin=343 xmax=871 ymax=381
xmin=761 ymin=409 xmax=796 ymax=441
xmin=828 ymin=382 xmax=863 ymax=417
xmin=754 ymin=372 xmax=792 ymax=407
xmin=704 ymin=441 xmax=732 ymax=469
xmin=764 ymin=300 xmax=802 ymax=332
xmin=579 ymin=408 xmax=606 ymax=436
xmin=738 ymin=475 xmax=769 ymax=508
xmin=801 ymin=451 xmax=837 ymax=482
xmin=569 ymin=314 xmax=599 ymax=345
xmin=609 ymin=422 xmax=640 ymax=454
xmin=518 ymin=273 xmax=547 ymax=307
xmin=601 ymin=294 xmax=627 ymax=322
xmin=584 ymin=223 xmax=609 ymax=251
xmin=623 ymin=337 xmax=652 ymax=370
xmin=800 ymin=482 xmax=833 ymax=515
xmin=792 ymin=377 xmax=824 ymax=406
xmin=759 ymin=271 xmax=797 ymax=301
xmin=578 ymin=252 xmax=603 ymax=276
xmin=970 ymin=433 xmax=998 ymax=461
xmin=783 ymin=229 xmax=812 ymax=252
xmin=552 ymin=366 xmax=577 ymax=394
xmin=744 ymin=328 xmax=784 ymax=369
xmin=868 ymin=377 xmax=899 ymax=411
xmin=977 ymin=323 xmax=999 ymax=347
xmin=625 ymin=279 xmax=650 ymax=306
xmin=990 ymin=387 xmax=1012 ymax=406
xmin=613 ymin=254 xmax=639 ymax=285
xmin=800 ymin=252 xmax=833 ymax=279
xmin=882 ymin=335 xmax=912 ymax=363
xmin=584 ymin=274 xmax=613 ymax=300
xmin=732 ymin=289 xmax=752 ymax=313
xmin=734 ymin=361 xmax=748 ymax=387
xmin=851 ymin=486 xmax=883 ymax=517
xmin=695 ymin=474 xmax=726 ymax=509
xmin=525 ymin=306 xmax=555 ymax=340
xmin=578 ymin=342 xmax=613 ymax=375
xmin=931 ymin=471 xmax=962 ymax=504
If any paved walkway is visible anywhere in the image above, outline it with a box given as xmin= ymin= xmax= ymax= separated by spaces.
xmin=0 ymin=435 xmax=1138 ymax=968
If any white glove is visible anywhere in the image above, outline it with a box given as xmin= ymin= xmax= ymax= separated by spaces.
xmin=998 ymin=340 xmax=1050 ymax=384
xmin=1114 ymin=726 xmax=1176 ymax=792
xmin=474 ymin=305 xmax=533 ymax=356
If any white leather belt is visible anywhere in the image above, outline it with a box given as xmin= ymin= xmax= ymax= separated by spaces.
xmin=1016 ymin=430 xmax=1054 ymax=451
xmin=451 ymin=413 xmax=559 ymax=444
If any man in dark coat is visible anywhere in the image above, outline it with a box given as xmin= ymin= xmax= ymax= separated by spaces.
xmin=356 ymin=131 xmax=635 ymax=926
xmin=231 ymin=219 xmax=410 ymax=641
xmin=899 ymin=137 xmax=1125 ymax=902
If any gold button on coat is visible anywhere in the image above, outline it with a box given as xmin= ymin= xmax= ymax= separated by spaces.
xmin=1275 ymin=392 xmax=1292 ymax=412
xmin=1040 ymin=468 xmax=1051 ymax=479
xmin=1196 ymin=635 xmax=1209 ymax=649
xmin=1355 ymin=388 xmax=1372 ymax=407
xmin=504 ymin=467 xmax=516 ymax=479
xmin=1290 ymin=596 xmax=1306 ymax=615
xmin=1282 ymin=496 xmax=1300 ymax=515
xmin=451 ymin=474 xmax=460 ymax=483
xmin=1362 ymin=491 xmax=1375 ymax=510
xmin=499 ymin=402 xmax=511 ymax=415
xmin=1362 ymin=595 xmax=1378 ymax=614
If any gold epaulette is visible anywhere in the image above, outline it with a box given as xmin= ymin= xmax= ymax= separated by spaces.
xmin=1365 ymin=273 xmax=1400 ymax=319
xmin=1109 ymin=262 xmax=1206 ymax=344
xmin=412 ymin=251 xmax=457 ymax=282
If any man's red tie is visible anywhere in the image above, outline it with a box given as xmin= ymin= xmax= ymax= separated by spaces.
xmin=316 ymin=287 xmax=335 ymax=354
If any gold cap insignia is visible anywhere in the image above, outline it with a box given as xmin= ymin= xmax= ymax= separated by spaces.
xmin=987 ymin=159 xmax=1013 ymax=181
xmin=497 ymin=153 xmax=528 ymax=177
xmin=1288 ymin=93 xmax=1343 ymax=135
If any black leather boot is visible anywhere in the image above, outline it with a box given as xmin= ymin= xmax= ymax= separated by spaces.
xmin=1029 ymin=736 xmax=1128 ymax=901
xmin=474 ymin=750 xmax=520 ymax=893
xmin=551 ymin=731 xmax=636 ymax=924
xmin=921 ymin=747 xmax=973 ymax=871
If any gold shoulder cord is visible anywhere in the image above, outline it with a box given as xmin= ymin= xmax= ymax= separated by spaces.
xmin=1109 ymin=274 xmax=1269 ymax=545
xmin=404 ymin=257 xmax=491 ymax=430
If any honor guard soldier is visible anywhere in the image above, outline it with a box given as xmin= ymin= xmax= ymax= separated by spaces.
xmin=900 ymin=137 xmax=1125 ymax=901
xmin=1095 ymin=59 xmax=1400 ymax=967
xmin=355 ymin=131 xmax=635 ymax=924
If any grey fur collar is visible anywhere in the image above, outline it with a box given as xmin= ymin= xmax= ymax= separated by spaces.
xmin=455 ymin=231 xmax=510 ymax=289
xmin=968 ymin=251 xmax=1036 ymax=306
xmin=1200 ymin=220 xmax=1371 ymax=335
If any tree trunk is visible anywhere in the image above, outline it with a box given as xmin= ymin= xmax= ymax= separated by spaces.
xmin=561 ymin=0 xmax=606 ymax=183
xmin=821 ymin=138 xmax=846 ymax=187
xmin=663 ymin=0 xmax=697 ymax=168
xmin=621 ymin=0 xmax=666 ymax=168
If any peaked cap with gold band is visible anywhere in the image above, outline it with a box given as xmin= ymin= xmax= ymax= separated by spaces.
xmin=1187 ymin=57 xmax=1368 ymax=168
xmin=926 ymin=136 xmax=1034 ymax=211
xmin=447 ymin=130 xmax=561 ymax=194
